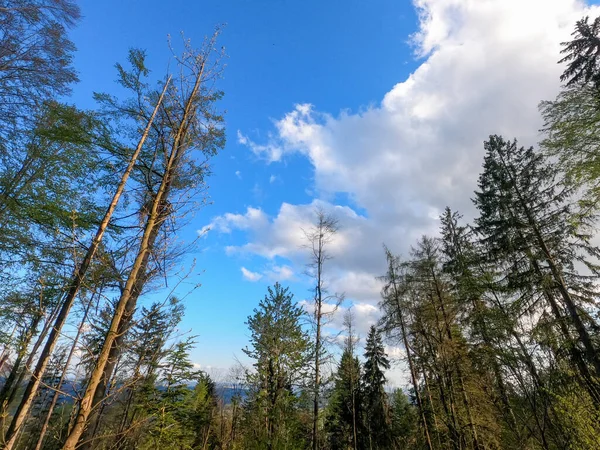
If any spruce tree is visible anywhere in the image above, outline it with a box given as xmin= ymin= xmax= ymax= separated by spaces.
xmin=473 ymin=135 xmax=600 ymax=403
xmin=559 ymin=15 xmax=600 ymax=88
xmin=325 ymin=349 xmax=364 ymax=450
xmin=363 ymin=325 xmax=391 ymax=450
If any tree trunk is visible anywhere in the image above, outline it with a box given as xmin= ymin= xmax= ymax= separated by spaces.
xmin=384 ymin=250 xmax=433 ymax=450
xmin=62 ymin=64 xmax=204 ymax=450
xmin=78 ymin=253 xmax=159 ymax=450
xmin=33 ymin=290 xmax=96 ymax=450
xmin=2 ymin=76 xmax=170 ymax=450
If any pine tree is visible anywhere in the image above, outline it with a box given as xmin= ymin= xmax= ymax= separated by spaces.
xmin=363 ymin=325 xmax=391 ymax=450
xmin=473 ymin=135 xmax=600 ymax=404
xmin=242 ymin=283 xmax=311 ymax=450
xmin=325 ymin=349 xmax=364 ymax=450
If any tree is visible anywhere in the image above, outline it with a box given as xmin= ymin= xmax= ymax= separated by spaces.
xmin=389 ymin=389 xmax=418 ymax=449
xmin=541 ymin=14 xmax=600 ymax=204
xmin=325 ymin=309 xmax=363 ymax=450
xmin=363 ymin=325 xmax=391 ymax=450
xmin=473 ymin=135 xmax=600 ymax=402
xmin=62 ymin=32 xmax=225 ymax=449
xmin=439 ymin=208 xmax=519 ymax=445
xmin=0 ymin=0 xmax=80 ymax=140
xmin=242 ymin=283 xmax=311 ymax=450
xmin=128 ymin=337 xmax=204 ymax=450
xmin=303 ymin=209 xmax=343 ymax=450
xmin=559 ymin=15 xmax=600 ymax=88
xmin=1 ymin=63 xmax=172 ymax=450
xmin=379 ymin=247 xmax=434 ymax=450
xmin=325 ymin=349 xmax=364 ymax=450
xmin=190 ymin=372 xmax=219 ymax=450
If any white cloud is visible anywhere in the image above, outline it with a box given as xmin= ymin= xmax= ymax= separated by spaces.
xmin=231 ymin=0 xmax=599 ymax=278
xmin=235 ymin=170 xmax=242 ymax=179
xmin=241 ymin=267 xmax=263 ymax=282
xmin=269 ymin=174 xmax=278 ymax=184
xmin=200 ymin=207 xmax=268 ymax=236
xmin=244 ymin=1 xmax=597 ymax=221
xmin=213 ymin=0 xmax=600 ymax=382
xmin=264 ymin=264 xmax=295 ymax=282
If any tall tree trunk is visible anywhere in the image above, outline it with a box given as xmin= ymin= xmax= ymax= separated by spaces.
xmin=430 ymin=265 xmax=482 ymax=450
xmin=78 ymin=239 xmax=162 ymax=450
xmin=312 ymin=292 xmax=321 ymax=450
xmin=384 ymin=250 xmax=433 ymax=450
xmin=33 ymin=289 xmax=96 ymax=450
xmin=2 ymin=77 xmax=170 ymax=450
xmin=62 ymin=63 xmax=204 ymax=449
xmin=499 ymin=151 xmax=600 ymax=380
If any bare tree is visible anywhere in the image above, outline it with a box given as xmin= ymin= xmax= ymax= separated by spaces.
xmin=303 ymin=208 xmax=343 ymax=450
xmin=342 ymin=308 xmax=359 ymax=450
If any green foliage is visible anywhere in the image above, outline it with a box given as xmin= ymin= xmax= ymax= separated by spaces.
xmin=389 ymin=389 xmax=418 ymax=449
xmin=363 ymin=325 xmax=391 ymax=450
xmin=559 ymin=15 xmax=600 ymax=88
xmin=325 ymin=349 xmax=364 ymax=450
xmin=241 ymin=283 xmax=312 ymax=450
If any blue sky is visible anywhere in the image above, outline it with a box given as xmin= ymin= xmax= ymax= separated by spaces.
xmin=70 ymin=0 xmax=600 ymax=383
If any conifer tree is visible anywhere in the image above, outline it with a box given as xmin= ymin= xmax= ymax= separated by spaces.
xmin=242 ymin=283 xmax=311 ymax=450
xmin=363 ymin=325 xmax=391 ymax=450
xmin=389 ymin=389 xmax=418 ymax=449
xmin=325 ymin=349 xmax=364 ymax=450
xmin=559 ymin=15 xmax=600 ymax=88
xmin=473 ymin=135 xmax=600 ymax=403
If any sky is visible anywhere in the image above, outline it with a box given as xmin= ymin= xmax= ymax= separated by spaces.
xmin=70 ymin=0 xmax=600 ymax=385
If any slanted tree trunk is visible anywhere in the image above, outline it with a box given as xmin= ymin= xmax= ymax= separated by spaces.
xmin=383 ymin=249 xmax=433 ymax=450
xmin=33 ymin=288 xmax=97 ymax=450
xmin=78 ymin=223 xmax=166 ymax=450
xmin=2 ymin=77 xmax=170 ymax=450
xmin=497 ymin=149 xmax=600 ymax=383
xmin=62 ymin=51 xmax=210 ymax=449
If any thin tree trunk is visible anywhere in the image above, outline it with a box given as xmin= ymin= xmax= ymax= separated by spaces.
xmin=384 ymin=251 xmax=433 ymax=450
xmin=33 ymin=289 xmax=96 ymax=450
xmin=312 ymin=293 xmax=321 ymax=450
xmin=2 ymin=76 xmax=171 ymax=450
xmin=499 ymin=151 xmax=600 ymax=379
xmin=62 ymin=64 xmax=204 ymax=449
xmin=430 ymin=265 xmax=481 ymax=450
xmin=422 ymin=369 xmax=443 ymax=449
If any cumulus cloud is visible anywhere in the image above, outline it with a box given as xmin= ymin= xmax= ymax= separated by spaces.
xmin=264 ymin=264 xmax=295 ymax=282
xmin=201 ymin=207 xmax=268 ymax=236
xmin=230 ymin=0 xmax=599 ymax=278
xmin=241 ymin=267 xmax=263 ymax=282
xmin=213 ymin=0 xmax=600 ymax=376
